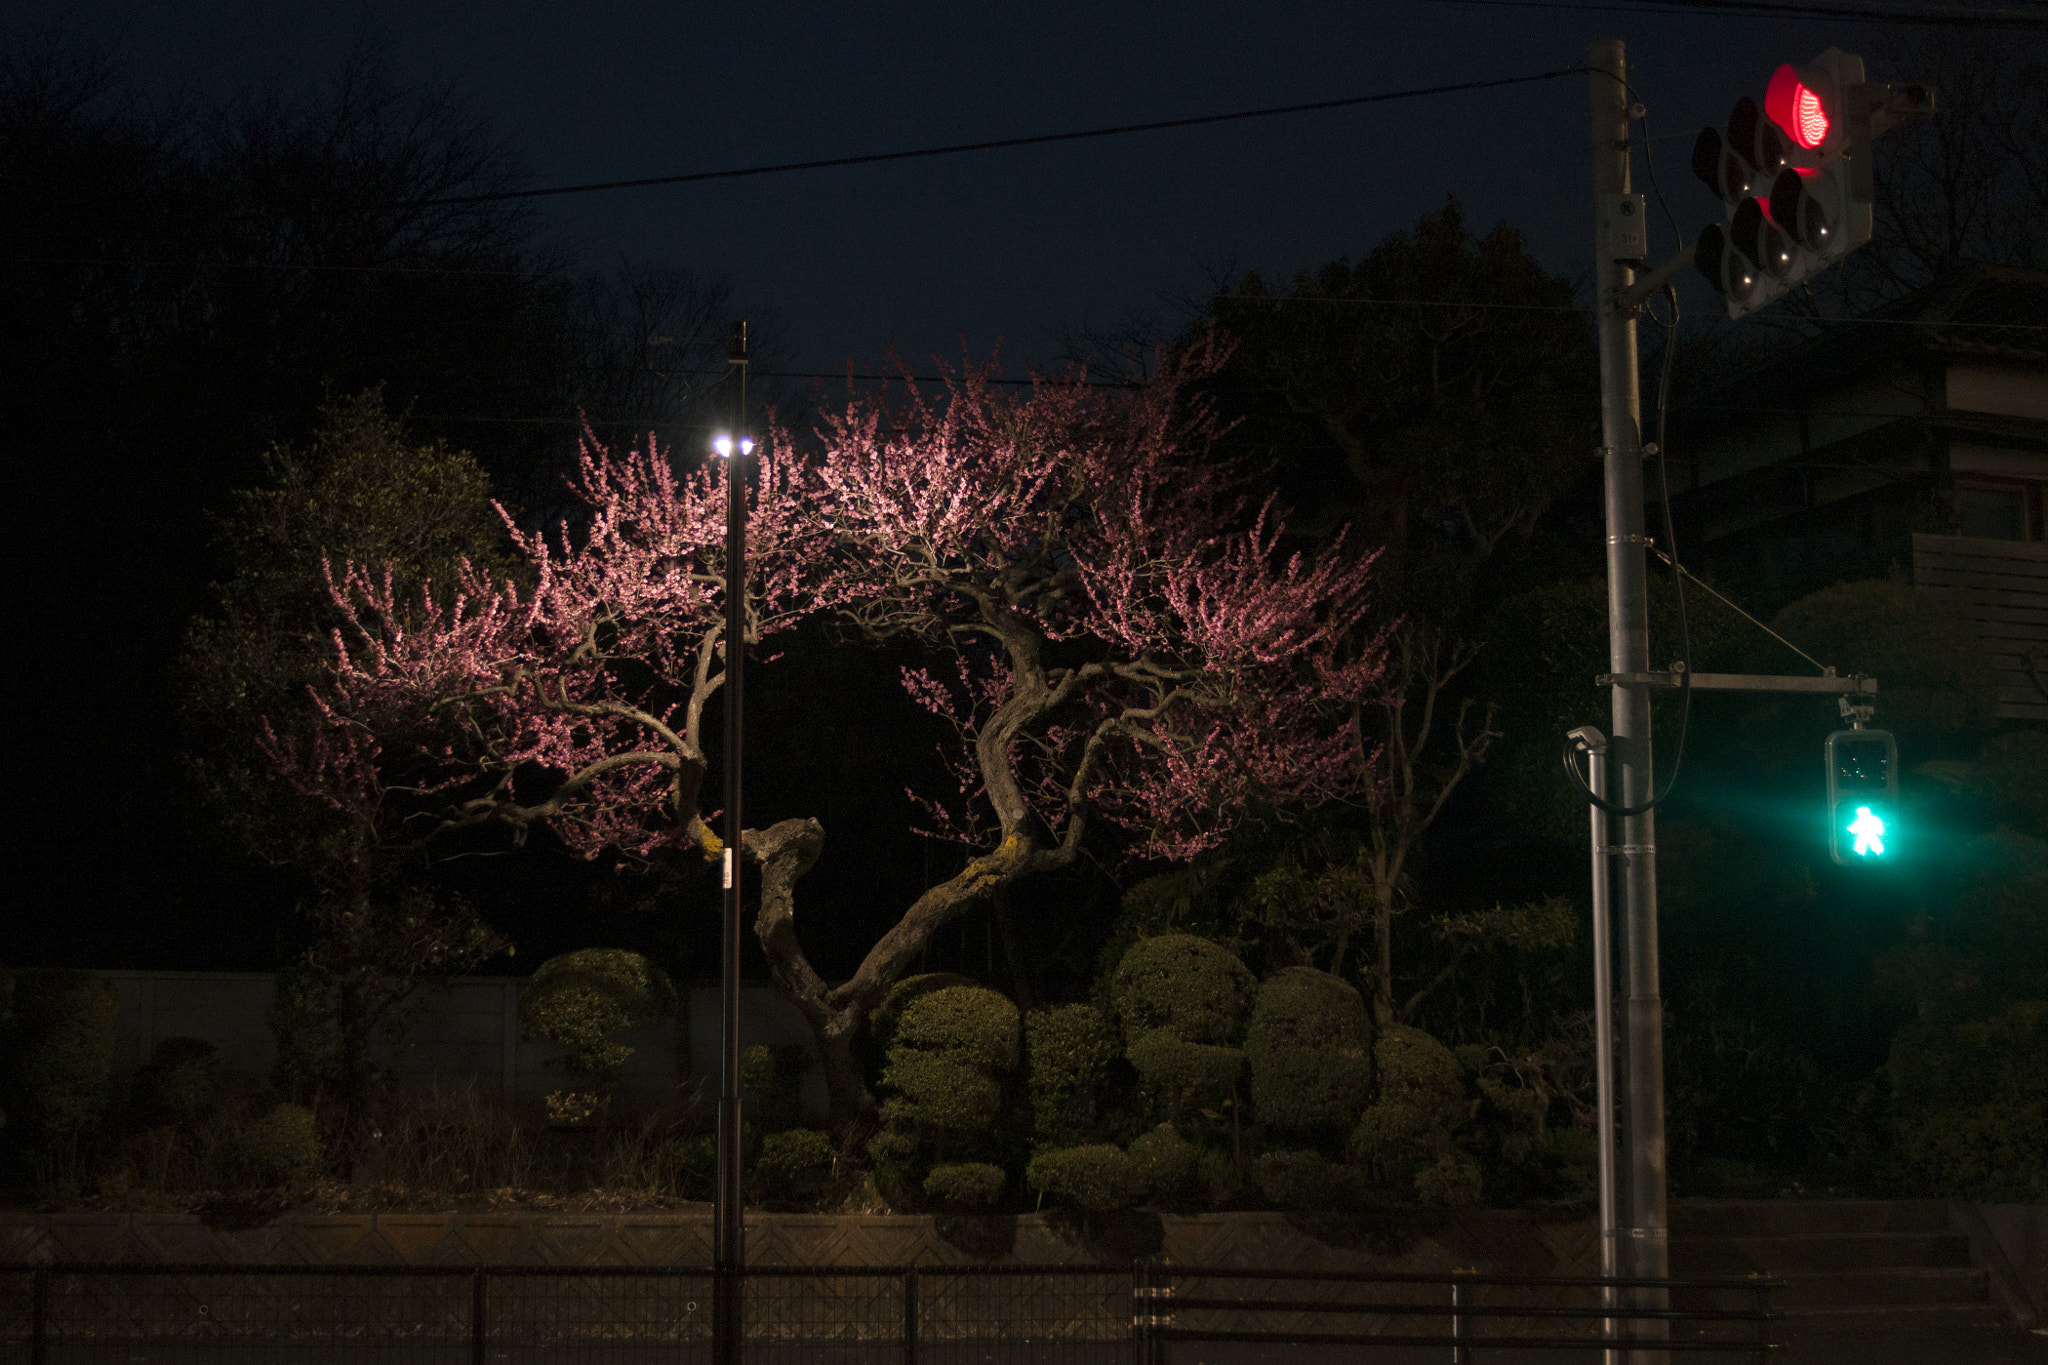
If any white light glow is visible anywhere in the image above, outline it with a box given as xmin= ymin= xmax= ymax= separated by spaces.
xmin=712 ymin=434 xmax=734 ymax=458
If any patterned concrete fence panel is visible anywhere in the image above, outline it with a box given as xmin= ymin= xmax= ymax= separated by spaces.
xmin=99 ymin=972 xmax=825 ymax=1121
xmin=0 ymin=1208 xmax=1607 ymax=1276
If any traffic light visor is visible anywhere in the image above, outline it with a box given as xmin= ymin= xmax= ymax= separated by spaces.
xmin=1732 ymin=197 xmax=1796 ymax=278
xmin=1695 ymin=222 xmax=1757 ymax=305
xmin=1766 ymin=64 xmax=1830 ymax=149
xmin=1770 ymin=166 xmax=1834 ymax=251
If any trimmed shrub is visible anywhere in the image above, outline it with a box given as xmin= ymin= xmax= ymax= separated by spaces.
xmin=1126 ymin=1031 xmax=1243 ymax=1113
xmin=1415 ymin=1150 xmax=1484 ymax=1206
xmin=1252 ymin=1149 xmax=1358 ymax=1209
xmin=1127 ymin=1125 xmax=1199 ymax=1202
xmin=132 ymin=1037 xmax=220 ymax=1121
xmin=1350 ymin=1024 xmax=1473 ymax=1201
xmin=4 ymin=969 xmax=117 ymax=1139
xmin=1027 ymin=1144 xmax=1134 ymax=1212
xmin=1245 ymin=968 xmax=1373 ymax=1134
xmin=895 ymin=987 xmax=1021 ymax=1073
xmin=740 ymin=1044 xmax=812 ymax=1132
xmin=1767 ymin=580 xmax=1999 ymax=752
xmin=1026 ymin=1004 xmax=1122 ymax=1142
xmin=755 ymin=1128 xmax=834 ymax=1198
xmin=880 ymin=986 xmax=1020 ymax=1136
xmin=872 ymin=984 xmax=1021 ymax=1209
xmin=871 ymin=973 xmax=977 ymax=1049
xmin=132 ymin=1039 xmax=222 ymax=1129
xmin=880 ymin=1053 xmax=1004 ymax=1133
xmin=866 ymin=1126 xmax=917 ymax=1166
xmin=518 ymin=949 xmax=677 ymax=1094
xmin=666 ymin=1134 xmax=716 ymax=1198
xmin=1110 ymin=935 xmax=1254 ymax=1044
xmin=1888 ymin=999 xmax=2048 ymax=1201
xmin=1197 ymin=1147 xmax=1243 ymax=1206
xmin=924 ymin=1161 xmax=1006 ymax=1210
xmin=234 ymin=1103 xmax=324 ymax=1185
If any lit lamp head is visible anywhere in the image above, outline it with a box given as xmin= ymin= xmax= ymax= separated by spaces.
xmin=711 ymin=433 xmax=755 ymax=458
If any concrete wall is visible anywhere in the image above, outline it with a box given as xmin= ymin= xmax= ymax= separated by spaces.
xmin=1980 ymin=1203 xmax=2048 ymax=1326
xmin=0 ymin=1205 xmax=1607 ymax=1276
xmin=100 ymin=971 xmax=825 ymax=1122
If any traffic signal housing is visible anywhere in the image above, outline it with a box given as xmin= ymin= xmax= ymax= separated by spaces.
xmin=1825 ymin=727 xmax=1897 ymax=866
xmin=1690 ymin=49 xmax=1904 ymax=318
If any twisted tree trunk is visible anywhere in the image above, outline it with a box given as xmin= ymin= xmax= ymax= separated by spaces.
xmin=744 ymin=818 xmax=1052 ymax=1144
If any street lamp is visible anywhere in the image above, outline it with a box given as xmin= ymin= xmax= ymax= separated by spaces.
xmin=711 ymin=321 xmax=750 ymax=1365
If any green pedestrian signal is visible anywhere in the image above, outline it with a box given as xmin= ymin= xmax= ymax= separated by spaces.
xmin=1825 ymin=727 xmax=1896 ymax=865
xmin=1845 ymin=804 xmax=1885 ymax=856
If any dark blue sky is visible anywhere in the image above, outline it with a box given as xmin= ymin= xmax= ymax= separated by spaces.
xmin=22 ymin=1 xmax=1881 ymax=371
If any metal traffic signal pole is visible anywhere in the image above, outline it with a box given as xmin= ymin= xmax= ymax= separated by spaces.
xmin=1587 ymin=40 xmax=1670 ymax=1359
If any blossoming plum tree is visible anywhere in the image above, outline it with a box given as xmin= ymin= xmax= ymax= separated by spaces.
xmin=274 ymin=339 xmax=1387 ymax=1136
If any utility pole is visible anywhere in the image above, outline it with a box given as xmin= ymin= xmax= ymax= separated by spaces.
xmin=1587 ymin=40 xmax=1669 ymax=1360
xmin=1576 ymin=41 xmax=1920 ymax=1357
xmin=714 ymin=319 xmax=750 ymax=1365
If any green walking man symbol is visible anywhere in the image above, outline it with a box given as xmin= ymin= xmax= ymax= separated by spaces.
xmin=1847 ymin=805 xmax=1885 ymax=857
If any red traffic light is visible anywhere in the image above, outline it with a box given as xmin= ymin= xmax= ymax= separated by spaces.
xmin=1766 ymin=64 xmax=1830 ymax=149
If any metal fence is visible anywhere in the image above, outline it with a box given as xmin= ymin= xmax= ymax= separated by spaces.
xmin=1 ymin=1262 xmax=1781 ymax=1364
xmin=1135 ymin=1263 xmax=1784 ymax=1361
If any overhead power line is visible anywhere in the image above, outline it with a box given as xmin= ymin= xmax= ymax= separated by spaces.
xmin=1434 ymin=0 xmax=2048 ymax=24
xmin=415 ymin=67 xmax=1591 ymax=207
xmin=1640 ymin=0 xmax=2048 ymax=23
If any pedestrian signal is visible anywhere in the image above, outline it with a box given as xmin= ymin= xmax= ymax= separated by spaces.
xmin=1825 ymin=727 xmax=1897 ymax=865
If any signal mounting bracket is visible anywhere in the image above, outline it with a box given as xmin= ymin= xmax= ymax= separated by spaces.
xmin=1596 ymin=665 xmax=1878 ymax=696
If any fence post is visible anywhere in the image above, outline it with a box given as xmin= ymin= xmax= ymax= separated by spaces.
xmin=30 ymin=1266 xmax=47 ymax=1365
xmin=1750 ymin=1274 xmax=1770 ymax=1365
xmin=1451 ymin=1268 xmax=1473 ymax=1365
xmin=1130 ymin=1259 xmax=1147 ymax=1365
xmin=902 ymin=1264 xmax=919 ymax=1365
xmin=471 ymin=1267 xmax=488 ymax=1365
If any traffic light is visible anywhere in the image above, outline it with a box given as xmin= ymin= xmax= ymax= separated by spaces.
xmin=1825 ymin=727 xmax=1897 ymax=865
xmin=1688 ymin=49 xmax=1932 ymax=318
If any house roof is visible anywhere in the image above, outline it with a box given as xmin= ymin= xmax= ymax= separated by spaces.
xmin=1671 ymin=265 xmax=2048 ymax=445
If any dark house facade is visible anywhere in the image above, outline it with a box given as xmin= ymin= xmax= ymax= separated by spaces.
xmin=1668 ymin=266 xmax=2047 ymax=721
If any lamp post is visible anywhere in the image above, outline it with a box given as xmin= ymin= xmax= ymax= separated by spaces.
xmin=711 ymin=320 xmax=750 ymax=1365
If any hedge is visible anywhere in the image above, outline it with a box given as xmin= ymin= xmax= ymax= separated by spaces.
xmin=1026 ymin=1144 xmax=1134 ymax=1212
xmin=518 ymin=949 xmax=677 ymax=1087
xmin=1350 ymin=1023 xmax=1473 ymax=1199
xmin=1127 ymin=1125 xmax=1199 ymax=1202
xmin=1245 ymin=967 xmax=1373 ymax=1133
xmin=1109 ymin=935 xmax=1253 ymax=1045
xmin=233 ymin=1103 xmax=324 ymax=1185
xmin=1025 ymin=1004 xmax=1121 ymax=1142
xmin=894 ymin=987 xmax=1021 ymax=1072
xmin=4 ymin=968 xmax=117 ymax=1138
xmin=924 ymin=1161 xmax=1006 ymax=1210
xmin=1126 ymin=1030 xmax=1243 ymax=1107
xmin=880 ymin=1052 xmax=1004 ymax=1133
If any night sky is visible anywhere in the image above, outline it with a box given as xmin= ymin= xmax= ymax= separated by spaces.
xmin=4 ymin=0 xmax=1952 ymax=978
xmin=21 ymin=1 xmax=1883 ymax=373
